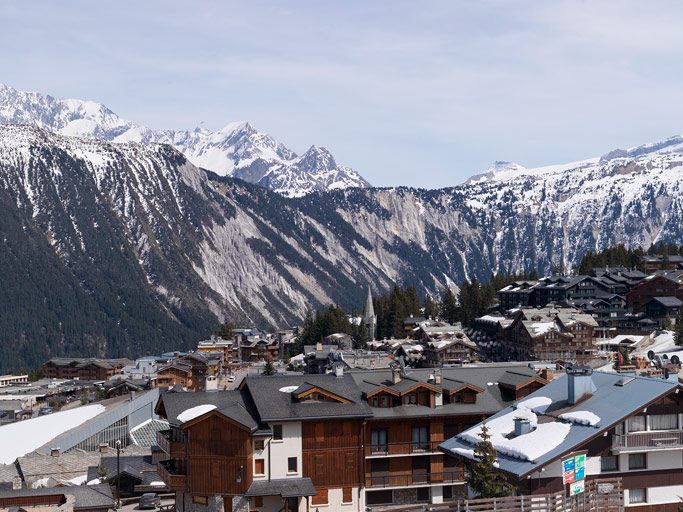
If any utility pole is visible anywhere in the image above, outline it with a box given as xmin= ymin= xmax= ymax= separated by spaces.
xmin=115 ymin=439 xmax=121 ymax=510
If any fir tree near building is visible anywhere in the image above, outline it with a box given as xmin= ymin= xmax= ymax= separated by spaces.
xmin=675 ymin=306 xmax=683 ymax=346
xmin=465 ymin=422 xmax=514 ymax=499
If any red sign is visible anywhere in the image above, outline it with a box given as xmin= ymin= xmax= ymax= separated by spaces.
xmin=563 ymin=469 xmax=575 ymax=484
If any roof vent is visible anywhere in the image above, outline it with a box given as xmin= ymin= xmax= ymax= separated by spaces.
xmin=513 ymin=417 xmax=532 ymax=436
xmin=566 ymin=365 xmax=596 ymax=405
xmin=615 ymin=377 xmax=634 ymax=387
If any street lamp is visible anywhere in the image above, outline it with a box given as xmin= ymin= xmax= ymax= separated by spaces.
xmin=115 ymin=440 xmax=121 ymax=510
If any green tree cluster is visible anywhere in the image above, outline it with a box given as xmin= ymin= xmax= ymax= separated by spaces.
xmin=374 ymin=285 xmax=422 ymax=340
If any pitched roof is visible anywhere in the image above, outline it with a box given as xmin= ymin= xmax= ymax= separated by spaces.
xmin=243 ymin=374 xmax=371 ymax=421
xmin=440 ymin=371 xmax=678 ymax=479
xmin=246 ymin=478 xmax=316 ymax=497
xmin=0 ymin=484 xmax=115 ymax=511
xmin=648 ymin=296 xmax=683 ymax=307
xmin=129 ymin=419 xmax=169 ymax=447
xmin=157 ymin=389 xmax=259 ymax=430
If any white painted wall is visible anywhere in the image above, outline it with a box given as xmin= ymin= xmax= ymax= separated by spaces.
xmin=269 ymin=421 xmax=302 ymax=479
xmin=645 ymin=484 xmax=683 ymax=505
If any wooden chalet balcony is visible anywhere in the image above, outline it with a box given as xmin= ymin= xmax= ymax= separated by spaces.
xmin=156 ymin=429 xmax=187 ymax=458
xmin=366 ymin=440 xmax=444 ymax=457
xmin=613 ymin=430 xmax=683 ymax=452
xmin=158 ymin=460 xmax=186 ymax=490
xmin=366 ymin=469 xmax=465 ymax=489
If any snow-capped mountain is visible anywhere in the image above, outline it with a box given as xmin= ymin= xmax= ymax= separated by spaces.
xmin=0 ymin=107 xmax=682 ymax=368
xmin=0 ymin=83 xmax=369 ymax=197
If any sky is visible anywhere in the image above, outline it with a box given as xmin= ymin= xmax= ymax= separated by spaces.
xmin=2 ymin=1 xmax=683 ymax=188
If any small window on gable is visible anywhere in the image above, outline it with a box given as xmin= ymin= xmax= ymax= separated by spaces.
xmin=254 ymin=439 xmax=264 ymax=451
xmin=312 ymin=489 xmax=328 ymax=505
xmin=254 ymin=458 xmax=265 ymax=475
xmin=342 ymin=487 xmax=353 ymax=503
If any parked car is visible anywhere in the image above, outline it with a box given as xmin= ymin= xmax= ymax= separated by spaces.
xmin=227 ymin=375 xmax=236 ymax=383
xmin=139 ymin=493 xmax=160 ymax=510
xmin=38 ymin=407 xmax=53 ymax=416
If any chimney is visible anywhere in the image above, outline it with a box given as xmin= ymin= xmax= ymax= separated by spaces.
xmin=98 ymin=443 xmax=109 ymax=454
xmin=316 ymin=341 xmax=323 ymax=352
xmin=12 ymin=476 xmax=21 ymax=490
xmin=540 ymin=368 xmax=554 ymax=381
xmin=50 ymin=447 xmax=60 ymax=457
xmin=334 ymin=363 xmax=344 ymax=378
xmin=392 ymin=367 xmax=402 ymax=384
xmin=513 ymin=417 xmax=532 ymax=436
xmin=566 ymin=365 xmax=596 ymax=405
xmin=433 ymin=368 xmax=442 ymax=385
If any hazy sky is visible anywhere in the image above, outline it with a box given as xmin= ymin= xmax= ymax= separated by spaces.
xmin=3 ymin=1 xmax=683 ymax=187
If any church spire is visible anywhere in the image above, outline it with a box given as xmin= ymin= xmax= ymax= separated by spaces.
xmin=363 ymin=285 xmax=377 ymax=341
xmin=364 ymin=286 xmax=375 ymax=319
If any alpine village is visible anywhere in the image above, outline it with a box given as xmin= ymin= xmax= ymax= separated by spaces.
xmin=3 ymin=5 xmax=683 ymax=512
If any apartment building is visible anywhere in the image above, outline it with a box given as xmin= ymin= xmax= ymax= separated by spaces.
xmin=42 ymin=358 xmax=130 ymax=380
xmin=442 ymin=366 xmax=683 ymax=511
xmin=154 ymin=364 xmax=547 ymax=512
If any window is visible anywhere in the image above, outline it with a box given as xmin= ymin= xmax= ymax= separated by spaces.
xmin=312 ymin=489 xmax=328 ymax=505
xmin=254 ymin=439 xmax=264 ymax=451
xmin=405 ymin=394 xmax=417 ymax=405
xmin=628 ymin=488 xmax=646 ymax=504
xmin=287 ymin=457 xmax=298 ymax=473
xmin=380 ymin=395 xmax=389 ymax=408
xmin=371 ymin=429 xmax=388 ymax=453
xmin=192 ymin=496 xmax=208 ymax=505
xmin=254 ymin=458 xmax=265 ymax=475
xmin=650 ymin=414 xmax=678 ymax=430
xmin=627 ymin=415 xmax=646 ymax=432
xmin=273 ymin=424 xmax=283 ymax=440
xmin=601 ymin=455 xmax=618 ymax=472
xmin=412 ymin=426 xmax=429 ymax=452
xmin=416 ymin=488 xmax=430 ymax=502
xmin=253 ymin=497 xmax=263 ymax=508
xmin=629 ymin=453 xmax=646 ymax=470
xmin=342 ymin=487 xmax=353 ymax=503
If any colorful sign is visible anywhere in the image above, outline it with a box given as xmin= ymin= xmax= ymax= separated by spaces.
xmin=562 ymin=453 xmax=586 ymax=485
xmin=570 ymin=479 xmax=585 ymax=495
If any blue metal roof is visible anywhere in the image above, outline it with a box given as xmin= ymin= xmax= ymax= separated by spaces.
xmin=440 ymin=371 xmax=678 ymax=478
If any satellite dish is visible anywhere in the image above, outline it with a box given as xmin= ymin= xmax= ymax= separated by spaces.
xmin=663 ymin=354 xmax=669 ymax=360
xmin=671 ymin=355 xmax=680 ymax=365
xmin=647 ymin=350 xmax=655 ymax=361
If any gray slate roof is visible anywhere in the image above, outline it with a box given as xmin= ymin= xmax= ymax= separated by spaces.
xmin=0 ymin=484 xmax=115 ymax=511
xmin=244 ymin=374 xmax=372 ymax=422
xmin=129 ymin=419 xmax=169 ymax=447
xmin=649 ymin=296 xmax=683 ymax=307
xmin=246 ymin=478 xmax=316 ymax=497
xmin=158 ymin=389 xmax=259 ymax=429
xmin=87 ymin=455 xmax=161 ymax=486
xmin=440 ymin=371 xmax=678 ymax=479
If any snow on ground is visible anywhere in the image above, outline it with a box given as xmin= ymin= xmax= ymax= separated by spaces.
xmin=66 ymin=474 xmax=88 ymax=485
xmin=633 ymin=331 xmax=679 ymax=358
xmin=0 ymin=404 xmax=105 ymax=464
xmin=150 ymin=481 xmax=166 ymax=487
xmin=559 ymin=411 xmax=601 ymax=427
xmin=87 ymin=478 xmax=101 ymax=485
xmin=177 ymin=404 xmax=217 ymax=423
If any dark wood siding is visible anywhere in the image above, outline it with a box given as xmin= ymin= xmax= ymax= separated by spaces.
xmin=185 ymin=414 xmax=252 ymax=495
xmin=302 ymin=419 xmax=363 ymax=489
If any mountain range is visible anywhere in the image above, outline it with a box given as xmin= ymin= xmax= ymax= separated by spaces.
xmin=0 ymin=84 xmax=369 ymax=197
xmin=0 ymin=85 xmax=682 ymax=369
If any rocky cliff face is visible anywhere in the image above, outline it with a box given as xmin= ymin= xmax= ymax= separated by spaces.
xmin=0 ymin=120 xmax=682 ymax=369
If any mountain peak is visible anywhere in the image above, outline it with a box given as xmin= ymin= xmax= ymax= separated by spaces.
xmin=0 ymin=85 xmax=369 ymax=197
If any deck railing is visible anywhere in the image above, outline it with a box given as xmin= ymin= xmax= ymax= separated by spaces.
xmin=366 ymin=470 xmax=464 ymax=488
xmin=612 ymin=430 xmax=683 ymax=451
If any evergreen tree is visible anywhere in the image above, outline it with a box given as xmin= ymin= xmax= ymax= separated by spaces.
xmin=213 ymin=322 xmax=234 ymax=340
xmin=262 ymin=360 xmax=276 ymax=376
xmin=423 ymin=295 xmax=439 ymax=319
xmin=465 ymin=423 xmax=514 ymax=498
xmin=675 ymin=306 xmax=683 ymax=346
xmin=440 ymin=287 xmax=459 ymax=324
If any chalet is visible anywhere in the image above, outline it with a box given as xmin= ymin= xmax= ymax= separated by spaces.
xmin=157 ymin=354 xmax=209 ymax=391
xmin=197 ymin=338 xmax=237 ymax=370
xmin=503 ymin=307 xmax=598 ymax=362
xmin=642 ymin=254 xmax=683 ymax=273
xmin=415 ymin=322 xmax=478 ymax=365
xmin=239 ymin=337 xmax=280 ymax=363
xmin=644 ymin=296 xmax=682 ymax=325
xmin=498 ymin=281 xmax=539 ymax=311
xmin=86 ymin=454 xmax=166 ymax=497
xmin=42 ymin=358 xmax=130 ymax=381
xmin=626 ymin=271 xmax=683 ymax=313
xmin=153 ymin=364 xmax=548 ymax=511
xmin=442 ymin=366 xmax=683 ymax=511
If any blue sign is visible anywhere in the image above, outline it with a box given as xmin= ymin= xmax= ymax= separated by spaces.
xmin=563 ymin=458 xmax=575 ymax=473
xmin=575 ymin=466 xmax=585 ymax=480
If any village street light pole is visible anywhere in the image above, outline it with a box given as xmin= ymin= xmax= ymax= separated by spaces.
xmin=115 ymin=440 xmax=121 ymax=510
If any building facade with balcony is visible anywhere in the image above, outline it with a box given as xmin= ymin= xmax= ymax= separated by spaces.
xmin=154 ymin=364 xmax=548 ymax=512
xmin=442 ymin=366 xmax=683 ymax=512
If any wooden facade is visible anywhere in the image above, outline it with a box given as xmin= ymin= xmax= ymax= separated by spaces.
xmin=301 ymin=419 xmax=364 ymax=489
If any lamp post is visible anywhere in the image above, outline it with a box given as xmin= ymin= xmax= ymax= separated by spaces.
xmin=115 ymin=440 xmax=121 ymax=510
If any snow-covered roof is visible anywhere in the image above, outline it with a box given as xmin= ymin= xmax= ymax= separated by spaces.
xmin=0 ymin=404 xmax=105 ymax=464
xmin=441 ymin=371 xmax=678 ymax=478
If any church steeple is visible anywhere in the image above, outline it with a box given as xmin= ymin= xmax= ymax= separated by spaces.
xmin=363 ymin=285 xmax=377 ymax=340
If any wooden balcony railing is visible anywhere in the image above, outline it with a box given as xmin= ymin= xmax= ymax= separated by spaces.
xmin=366 ymin=469 xmax=465 ymax=488
xmin=157 ymin=460 xmax=186 ymax=490
xmin=366 ymin=440 xmax=444 ymax=456
xmin=613 ymin=430 xmax=683 ymax=451
xmin=157 ymin=430 xmax=187 ymax=458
